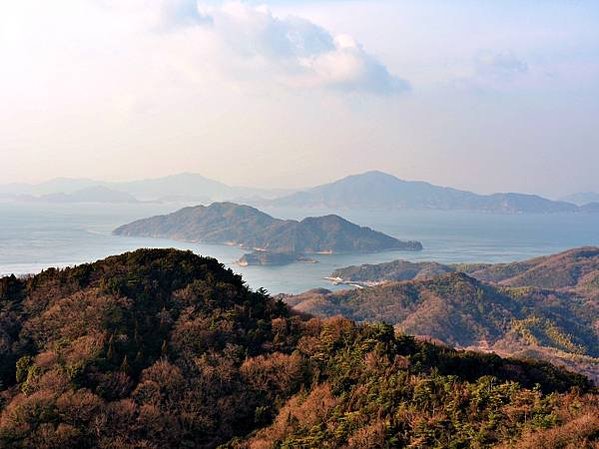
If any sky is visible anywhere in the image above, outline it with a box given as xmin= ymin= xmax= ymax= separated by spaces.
xmin=1 ymin=0 xmax=598 ymax=197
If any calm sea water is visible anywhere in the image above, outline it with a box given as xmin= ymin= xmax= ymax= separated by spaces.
xmin=1 ymin=201 xmax=599 ymax=294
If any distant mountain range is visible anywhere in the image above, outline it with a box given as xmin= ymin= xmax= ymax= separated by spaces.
xmin=580 ymin=202 xmax=599 ymax=213
xmin=561 ymin=191 xmax=599 ymax=206
xmin=269 ymin=171 xmax=583 ymax=213
xmin=24 ymin=186 xmax=139 ymax=204
xmin=113 ymin=202 xmax=422 ymax=260
xmin=0 ymin=173 xmax=291 ymax=203
xmin=285 ymin=247 xmax=599 ymax=382
xmin=2 ymin=171 xmax=599 ymax=213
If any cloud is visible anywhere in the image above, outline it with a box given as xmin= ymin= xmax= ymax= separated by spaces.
xmin=299 ymin=34 xmax=410 ymax=94
xmin=159 ymin=0 xmax=213 ymax=29
xmin=474 ymin=51 xmax=529 ymax=80
xmin=448 ymin=50 xmax=530 ymax=91
xmin=160 ymin=1 xmax=409 ymax=95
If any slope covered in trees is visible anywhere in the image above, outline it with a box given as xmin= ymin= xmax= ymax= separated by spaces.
xmin=286 ymin=270 xmax=599 ymax=382
xmin=0 ymin=249 xmax=596 ymax=448
xmin=463 ymin=247 xmax=599 ymax=290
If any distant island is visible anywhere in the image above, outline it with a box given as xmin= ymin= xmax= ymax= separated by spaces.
xmin=268 ymin=171 xmax=585 ymax=213
xmin=237 ymin=251 xmax=317 ymax=266
xmin=113 ymin=202 xmax=423 ymax=264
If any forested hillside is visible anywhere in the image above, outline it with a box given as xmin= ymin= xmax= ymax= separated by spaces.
xmin=0 ymin=250 xmax=597 ymax=448
xmin=287 ymin=270 xmax=599 ymax=383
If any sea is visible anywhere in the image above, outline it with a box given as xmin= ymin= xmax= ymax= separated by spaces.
xmin=1 ymin=201 xmax=599 ymax=294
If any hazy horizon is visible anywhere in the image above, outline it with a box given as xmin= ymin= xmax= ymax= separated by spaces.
xmin=2 ymin=0 xmax=598 ymax=197
xmin=0 ymin=169 xmax=594 ymax=200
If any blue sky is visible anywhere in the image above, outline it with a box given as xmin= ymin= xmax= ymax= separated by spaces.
xmin=1 ymin=0 xmax=598 ymax=196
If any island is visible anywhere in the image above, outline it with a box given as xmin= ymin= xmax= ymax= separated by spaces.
xmin=236 ymin=251 xmax=317 ymax=267
xmin=113 ymin=202 xmax=423 ymax=263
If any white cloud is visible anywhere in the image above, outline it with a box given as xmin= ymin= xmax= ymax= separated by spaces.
xmin=157 ymin=1 xmax=409 ymax=95
xmin=159 ymin=0 xmax=213 ymax=29
xmin=475 ymin=51 xmax=528 ymax=80
xmin=446 ymin=50 xmax=531 ymax=91
xmin=298 ymin=34 xmax=410 ymax=94
xmin=3 ymin=0 xmax=597 ymax=194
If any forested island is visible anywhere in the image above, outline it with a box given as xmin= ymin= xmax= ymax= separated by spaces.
xmin=114 ymin=202 xmax=422 ymax=265
xmin=236 ymin=251 xmax=317 ymax=267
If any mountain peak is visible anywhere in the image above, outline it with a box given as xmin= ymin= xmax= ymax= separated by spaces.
xmin=334 ymin=170 xmax=405 ymax=185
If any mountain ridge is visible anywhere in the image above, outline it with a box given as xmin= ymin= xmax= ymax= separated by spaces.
xmin=32 ymin=186 xmax=139 ymax=204
xmin=0 ymin=173 xmax=292 ymax=202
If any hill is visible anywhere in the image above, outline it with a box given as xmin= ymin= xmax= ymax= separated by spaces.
xmin=292 ymin=270 xmax=597 ymax=345
xmin=113 ymin=202 xmax=423 ymax=256
xmin=331 ymin=247 xmax=599 ymax=290
xmin=330 ymin=259 xmax=456 ymax=285
xmin=284 ymin=273 xmax=599 ymax=382
xmin=270 ymin=170 xmax=580 ymax=213
xmin=463 ymin=247 xmax=599 ymax=290
xmin=293 ymin=249 xmax=599 ymax=382
xmin=0 ymin=249 xmax=596 ymax=448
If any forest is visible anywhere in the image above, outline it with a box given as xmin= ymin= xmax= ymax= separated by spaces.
xmin=0 ymin=249 xmax=597 ymax=448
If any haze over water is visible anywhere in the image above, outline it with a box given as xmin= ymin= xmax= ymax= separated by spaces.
xmin=2 ymin=201 xmax=598 ymax=294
